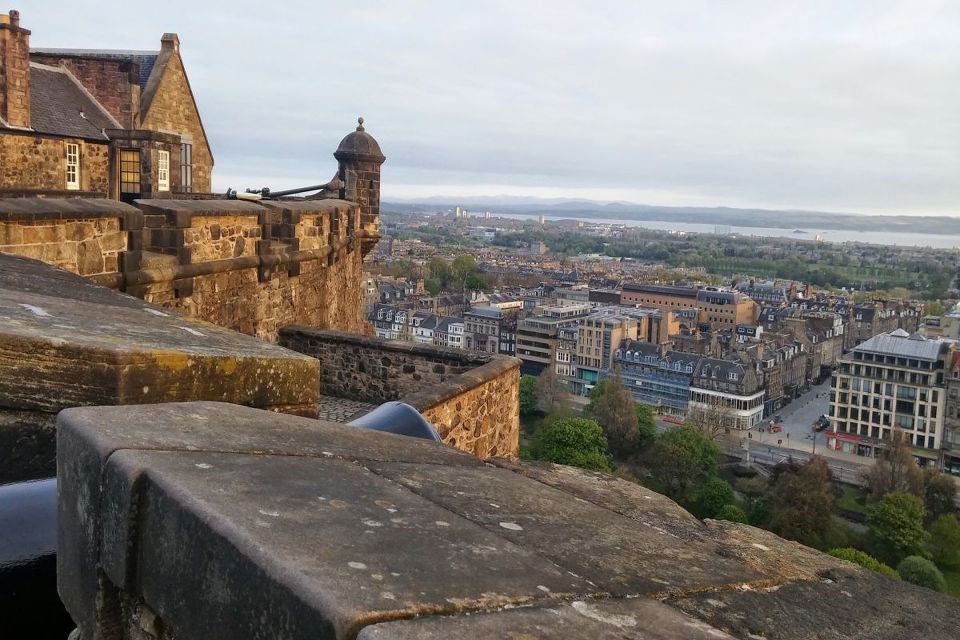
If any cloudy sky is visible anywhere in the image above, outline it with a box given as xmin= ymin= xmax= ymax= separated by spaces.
xmin=24 ymin=1 xmax=960 ymax=215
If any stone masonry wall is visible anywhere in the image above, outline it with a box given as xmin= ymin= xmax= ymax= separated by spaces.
xmin=414 ymin=362 xmax=520 ymax=458
xmin=134 ymin=199 xmax=366 ymax=341
xmin=0 ymin=133 xmax=110 ymax=194
xmin=0 ymin=197 xmax=368 ymax=340
xmin=278 ymin=327 xmax=521 ymax=458
xmin=141 ymin=52 xmax=212 ymax=192
xmin=30 ymin=54 xmax=139 ymax=128
xmin=0 ymin=198 xmax=135 ymax=277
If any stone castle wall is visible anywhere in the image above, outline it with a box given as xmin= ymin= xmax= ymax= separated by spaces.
xmin=279 ymin=327 xmax=521 ymax=458
xmin=0 ymin=198 xmax=133 ymax=278
xmin=0 ymin=197 xmax=369 ymax=341
xmin=0 ymin=133 xmax=110 ymax=194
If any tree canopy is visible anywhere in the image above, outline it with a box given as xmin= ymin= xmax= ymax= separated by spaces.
xmin=586 ymin=375 xmax=648 ymax=459
xmin=768 ymin=457 xmax=838 ymax=550
xmin=897 ymin=556 xmax=946 ymax=592
xmin=864 ymin=430 xmax=924 ymax=503
xmin=644 ymin=425 xmax=719 ymax=504
xmin=528 ymin=416 xmax=612 ymax=472
xmin=519 ymin=375 xmax=538 ymax=418
xmin=867 ymin=491 xmax=928 ymax=565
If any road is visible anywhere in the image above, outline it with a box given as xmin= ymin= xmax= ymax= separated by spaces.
xmin=774 ymin=378 xmax=833 ymax=451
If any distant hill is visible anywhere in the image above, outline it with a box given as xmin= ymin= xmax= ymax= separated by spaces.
xmin=382 ymin=197 xmax=960 ymax=235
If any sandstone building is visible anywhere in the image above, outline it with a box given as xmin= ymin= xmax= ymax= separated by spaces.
xmin=0 ymin=11 xmax=212 ymax=200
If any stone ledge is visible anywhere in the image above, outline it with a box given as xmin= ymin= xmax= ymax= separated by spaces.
xmin=403 ymin=356 xmax=520 ymax=414
xmin=57 ymin=401 xmax=960 ymax=640
xmin=0 ymin=197 xmax=140 ymax=224
xmin=280 ymin=326 xmax=498 ymax=367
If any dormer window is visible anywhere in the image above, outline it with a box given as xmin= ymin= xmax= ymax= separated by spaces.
xmin=728 ymin=372 xmax=738 ymax=381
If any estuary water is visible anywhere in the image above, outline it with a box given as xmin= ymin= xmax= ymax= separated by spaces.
xmin=490 ymin=212 xmax=960 ymax=250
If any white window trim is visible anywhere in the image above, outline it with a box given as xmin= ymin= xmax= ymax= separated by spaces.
xmin=66 ymin=143 xmax=80 ymax=190
xmin=158 ymin=150 xmax=170 ymax=192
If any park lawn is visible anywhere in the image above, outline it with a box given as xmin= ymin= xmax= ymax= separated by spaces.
xmin=943 ymin=570 xmax=960 ymax=598
xmin=836 ymin=486 xmax=868 ymax=516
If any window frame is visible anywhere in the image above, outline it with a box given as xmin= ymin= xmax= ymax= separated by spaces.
xmin=157 ymin=149 xmax=170 ymax=192
xmin=65 ymin=142 xmax=80 ymax=190
xmin=180 ymin=142 xmax=193 ymax=193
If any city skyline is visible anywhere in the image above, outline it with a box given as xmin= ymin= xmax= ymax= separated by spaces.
xmin=23 ymin=1 xmax=960 ymax=216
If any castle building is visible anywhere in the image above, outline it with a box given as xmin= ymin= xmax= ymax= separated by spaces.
xmin=0 ymin=11 xmax=212 ymax=200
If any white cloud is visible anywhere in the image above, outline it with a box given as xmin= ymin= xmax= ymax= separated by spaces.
xmin=22 ymin=0 xmax=960 ymax=215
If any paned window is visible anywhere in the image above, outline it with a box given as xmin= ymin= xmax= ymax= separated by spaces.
xmin=66 ymin=143 xmax=80 ymax=190
xmin=180 ymin=143 xmax=193 ymax=192
xmin=120 ymin=150 xmax=141 ymax=196
xmin=158 ymin=150 xmax=170 ymax=191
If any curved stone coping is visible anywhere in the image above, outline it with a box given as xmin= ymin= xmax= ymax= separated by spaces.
xmin=136 ymin=198 xmax=355 ymax=218
xmin=0 ymin=197 xmax=139 ymax=222
xmin=279 ymin=326 xmax=521 ymax=410
xmin=403 ymin=355 xmax=520 ymax=413
xmin=259 ymin=199 xmax=356 ymax=213
xmin=280 ymin=327 xmax=499 ymax=367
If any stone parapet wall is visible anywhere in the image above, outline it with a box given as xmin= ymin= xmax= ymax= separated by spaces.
xmin=133 ymin=198 xmax=366 ymax=341
xmin=57 ymin=402 xmax=960 ymax=640
xmin=0 ymin=198 xmax=137 ymax=278
xmin=278 ymin=327 xmax=521 ymax=458
xmin=0 ymin=197 xmax=371 ymax=341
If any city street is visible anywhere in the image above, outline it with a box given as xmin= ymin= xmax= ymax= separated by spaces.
xmin=774 ymin=378 xmax=833 ymax=451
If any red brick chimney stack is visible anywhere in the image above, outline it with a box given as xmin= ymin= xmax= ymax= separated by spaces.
xmin=0 ymin=8 xmax=31 ymax=128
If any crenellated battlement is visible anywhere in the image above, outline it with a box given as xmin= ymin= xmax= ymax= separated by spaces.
xmin=0 ymin=196 xmax=373 ymax=340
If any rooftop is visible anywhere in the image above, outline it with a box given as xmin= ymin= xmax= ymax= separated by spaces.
xmin=855 ymin=329 xmax=948 ymax=362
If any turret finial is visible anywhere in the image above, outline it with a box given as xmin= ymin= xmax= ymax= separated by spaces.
xmin=357 ymin=117 xmax=365 ymax=131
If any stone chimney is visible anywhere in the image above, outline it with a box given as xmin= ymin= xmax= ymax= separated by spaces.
xmin=0 ymin=9 xmax=31 ymax=128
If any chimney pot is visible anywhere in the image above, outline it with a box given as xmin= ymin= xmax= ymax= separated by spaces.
xmin=9 ymin=9 xmax=18 ymax=26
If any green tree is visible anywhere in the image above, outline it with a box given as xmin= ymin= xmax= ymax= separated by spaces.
xmin=528 ymin=416 xmax=612 ymax=472
xmin=716 ymin=504 xmax=748 ymax=523
xmin=695 ymin=477 xmax=736 ymax=519
xmin=634 ymin=403 xmax=657 ymax=450
xmin=924 ymin=302 xmax=946 ymax=316
xmin=768 ymin=457 xmax=837 ymax=550
xmin=748 ymin=495 xmax=771 ymax=527
xmin=896 ymin=556 xmax=946 ymax=592
xmin=867 ymin=491 xmax=928 ymax=565
xmin=923 ymin=470 xmax=957 ymax=524
xmin=451 ymin=254 xmax=479 ymax=291
xmin=464 ymin=273 xmax=488 ymax=292
xmin=865 ymin=430 xmax=924 ymax=503
xmin=519 ymin=376 xmax=538 ymax=418
xmin=586 ymin=375 xmax=645 ymax=459
xmin=645 ymin=425 xmax=719 ymax=504
xmin=426 ymin=256 xmax=451 ymax=286
xmin=926 ymin=514 xmax=960 ymax=570
xmin=424 ymin=277 xmax=442 ymax=296
xmin=535 ymin=365 xmax=568 ymax=415
xmin=827 ymin=548 xmax=898 ymax=578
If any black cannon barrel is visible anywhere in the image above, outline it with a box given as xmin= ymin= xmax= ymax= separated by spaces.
xmin=348 ymin=402 xmax=443 ymax=442
xmin=0 ymin=478 xmax=75 ymax=638
xmin=265 ymin=184 xmax=329 ymax=198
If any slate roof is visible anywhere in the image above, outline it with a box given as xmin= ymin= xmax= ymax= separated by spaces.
xmin=855 ymin=330 xmax=946 ymax=361
xmin=622 ymin=283 xmax=698 ymax=298
xmin=31 ymin=48 xmax=158 ymax=90
xmin=25 ymin=63 xmax=119 ymax=140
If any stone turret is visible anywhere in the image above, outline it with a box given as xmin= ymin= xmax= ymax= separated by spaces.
xmin=334 ymin=117 xmax=385 ymax=256
xmin=0 ymin=9 xmax=31 ymax=128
